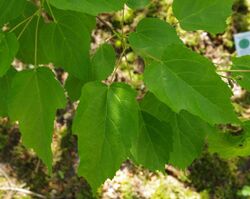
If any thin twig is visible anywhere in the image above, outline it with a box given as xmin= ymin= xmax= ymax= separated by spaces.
xmin=0 ymin=187 xmax=46 ymax=198
xmin=0 ymin=166 xmax=13 ymax=187
xmin=110 ymin=48 xmax=127 ymax=82
xmin=96 ymin=16 xmax=121 ymax=39
xmin=34 ymin=15 xmax=41 ymax=67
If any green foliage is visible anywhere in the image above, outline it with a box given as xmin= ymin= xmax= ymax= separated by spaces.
xmin=144 ymin=44 xmax=238 ymax=125
xmin=140 ymin=93 xmax=211 ymax=168
xmin=0 ymin=0 xmax=247 ymax=195
xmin=232 ymin=56 xmax=250 ymax=91
xmin=173 ymin=0 xmax=234 ymax=34
xmin=0 ymin=68 xmax=16 ymax=117
xmin=208 ymin=123 xmax=250 ymax=159
xmin=126 ymin=0 xmax=150 ymax=9
xmin=131 ymin=111 xmax=172 ymax=171
xmin=0 ymin=33 xmax=18 ymax=76
xmin=48 ymin=0 xmax=126 ymax=16
xmin=0 ymin=0 xmax=27 ymax=26
xmin=73 ymin=82 xmax=139 ymax=190
xmin=8 ymin=67 xmax=66 ymax=172
xmin=129 ymin=18 xmax=182 ymax=59
xmin=40 ymin=8 xmax=96 ymax=80
xmin=90 ymin=43 xmax=116 ymax=81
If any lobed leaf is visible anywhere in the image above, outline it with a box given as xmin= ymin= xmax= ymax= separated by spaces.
xmin=73 ymin=82 xmax=139 ymax=191
xmin=140 ymin=92 xmax=212 ymax=168
xmin=8 ymin=67 xmax=66 ymax=172
xmin=144 ymin=44 xmax=238 ymax=125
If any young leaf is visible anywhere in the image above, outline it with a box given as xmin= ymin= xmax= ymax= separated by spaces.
xmin=232 ymin=56 xmax=250 ymax=91
xmin=91 ymin=43 xmax=116 ymax=81
xmin=40 ymin=8 xmax=95 ymax=80
xmin=208 ymin=122 xmax=250 ymax=158
xmin=172 ymin=0 xmax=234 ymax=34
xmin=0 ymin=67 xmax=16 ymax=117
xmin=48 ymin=0 xmax=126 ymax=16
xmin=73 ymin=82 xmax=139 ymax=191
xmin=131 ymin=111 xmax=172 ymax=171
xmin=144 ymin=44 xmax=238 ymax=125
xmin=141 ymin=92 xmax=212 ymax=168
xmin=126 ymin=0 xmax=150 ymax=9
xmin=129 ymin=18 xmax=182 ymax=60
xmin=8 ymin=67 xmax=66 ymax=172
xmin=0 ymin=32 xmax=19 ymax=76
xmin=0 ymin=0 xmax=27 ymax=26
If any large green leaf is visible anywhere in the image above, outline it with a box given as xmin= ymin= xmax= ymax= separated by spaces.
xmin=73 ymin=82 xmax=139 ymax=191
xmin=129 ymin=18 xmax=182 ymax=60
xmin=172 ymin=0 xmax=234 ymax=34
xmin=0 ymin=32 xmax=18 ymax=76
xmin=126 ymin=0 xmax=150 ymax=9
xmin=40 ymin=8 xmax=95 ymax=80
xmin=11 ymin=3 xmax=48 ymax=65
xmin=232 ymin=56 xmax=250 ymax=91
xmin=208 ymin=122 xmax=250 ymax=158
xmin=131 ymin=111 xmax=172 ymax=171
xmin=140 ymin=92 xmax=211 ymax=168
xmin=0 ymin=67 xmax=16 ymax=117
xmin=48 ymin=0 xmax=126 ymax=16
xmin=144 ymin=44 xmax=238 ymax=125
xmin=8 ymin=67 xmax=66 ymax=172
xmin=0 ymin=0 xmax=27 ymax=26
xmin=91 ymin=43 xmax=116 ymax=81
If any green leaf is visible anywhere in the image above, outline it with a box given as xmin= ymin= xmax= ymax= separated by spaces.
xmin=208 ymin=122 xmax=250 ymax=158
xmin=0 ymin=32 xmax=19 ymax=76
xmin=40 ymin=8 xmax=95 ymax=80
xmin=65 ymin=44 xmax=116 ymax=101
xmin=129 ymin=18 xmax=182 ymax=60
xmin=91 ymin=44 xmax=116 ymax=81
xmin=144 ymin=44 xmax=238 ymax=125
xmin=126 ymin=0 xmax=150 ymax=9
xmin=172 ymin=0 xmax=234 ymax=34
xmin=12 ymin=3 xmax=48 ymax=65
xmin=73 ymin=82 xmax=139 ymax=191
xmin=0 ymin=0 xmax=27 ymax=26
xmin=48 ymin=0 xmax=126 ymax=16
xmin=140 ymin=92 xmax=211 ymax=168
xmin=0 ymin=67 xmax=16 ymax=117
xmin=140 ymin=92 xmax=174 ymax=122
xmin=168 ymin=111 xmax=210 ymax=168
xmin=65 ymin=75 xmax=86 ymax=101
xmin=131 ymin=111 xmax=172 ymax=171
xmin=232 ymin=56 xmax=250 ymax=91
xmin=8 ymin=67 xmax=66 ymax=172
